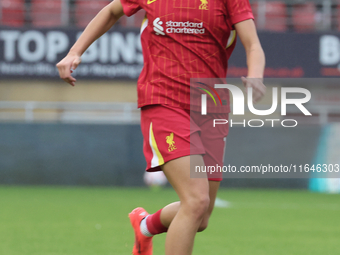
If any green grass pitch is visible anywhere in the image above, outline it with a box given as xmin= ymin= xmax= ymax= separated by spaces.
xmin=0 ymin=186 xmax=340 ymax=255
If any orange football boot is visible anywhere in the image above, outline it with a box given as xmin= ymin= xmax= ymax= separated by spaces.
xmin=129 ymin=207 xmax=153 ymax=255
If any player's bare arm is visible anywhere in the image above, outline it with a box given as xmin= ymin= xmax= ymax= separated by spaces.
xmin=56 ymin=0 xmax=124 ymax=86
xmin=235 ymin=19 xmax=266 ymax=103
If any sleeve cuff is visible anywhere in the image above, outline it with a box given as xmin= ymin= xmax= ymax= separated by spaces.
xmin=230 ymin=11 xmax=254 ymax=26
xmin=120 ymin=0 xmax=141 ymax=17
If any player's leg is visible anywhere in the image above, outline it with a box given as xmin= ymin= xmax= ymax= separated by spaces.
xmin=153 ymin=110 xmax=227 ymax=233
xmin=161 ymin=155 xmax=209 ymax=255
xmin=129 ymin=105 xmax=208 ymax=255
xmin=129 ymin=162 xmax=212 ymax=255
xmin=146 ymin=111 xmax=228 ymax=237
xmin=198 ymin=180 xmax=220 ymax=231
xmin=194 ymin=110 xmax=228 ymax=231
xmin=158 ymin=180 xmax=220 ymax=232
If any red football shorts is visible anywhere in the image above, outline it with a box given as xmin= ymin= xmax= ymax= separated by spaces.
xmin=140 ymin=104 xmax=229 ymax=181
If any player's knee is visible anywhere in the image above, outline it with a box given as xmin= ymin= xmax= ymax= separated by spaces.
xmin=193 ymin=194 xmax=210 ymax=215
xmin=184 ymin=194 xmax=210 ymax=219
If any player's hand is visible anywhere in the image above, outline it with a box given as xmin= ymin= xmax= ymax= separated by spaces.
xmin=56 ymin=53 xmax=81 ymax=86
xmin=241 ymin=76 xmax=266 ymax=103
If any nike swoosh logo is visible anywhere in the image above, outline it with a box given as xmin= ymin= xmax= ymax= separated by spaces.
xmin=147 ymin=0 xmax=157 ymax=4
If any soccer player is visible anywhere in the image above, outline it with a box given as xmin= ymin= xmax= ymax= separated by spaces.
xmin=56 ymin=0 xmax=266 ymax=254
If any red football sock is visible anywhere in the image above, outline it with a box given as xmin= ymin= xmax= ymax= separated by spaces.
xmin=146 ymin=208 xmax=168 ymax=235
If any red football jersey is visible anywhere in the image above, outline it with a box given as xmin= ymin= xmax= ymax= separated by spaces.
xmin=120 ymin=0 xmax=254 ymax=111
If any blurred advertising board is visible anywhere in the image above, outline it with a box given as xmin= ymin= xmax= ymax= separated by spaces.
xmin=1 ymin=27 xmax=340 ymax=79
xmin=229 ymin=32 xmax=340 ymax=79
xmin=0 ymin=27 xmax=143 ymax=79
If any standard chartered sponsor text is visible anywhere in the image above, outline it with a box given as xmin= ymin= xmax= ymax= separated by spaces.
xmin=166 ymin=21 xmax=205 ymax=34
